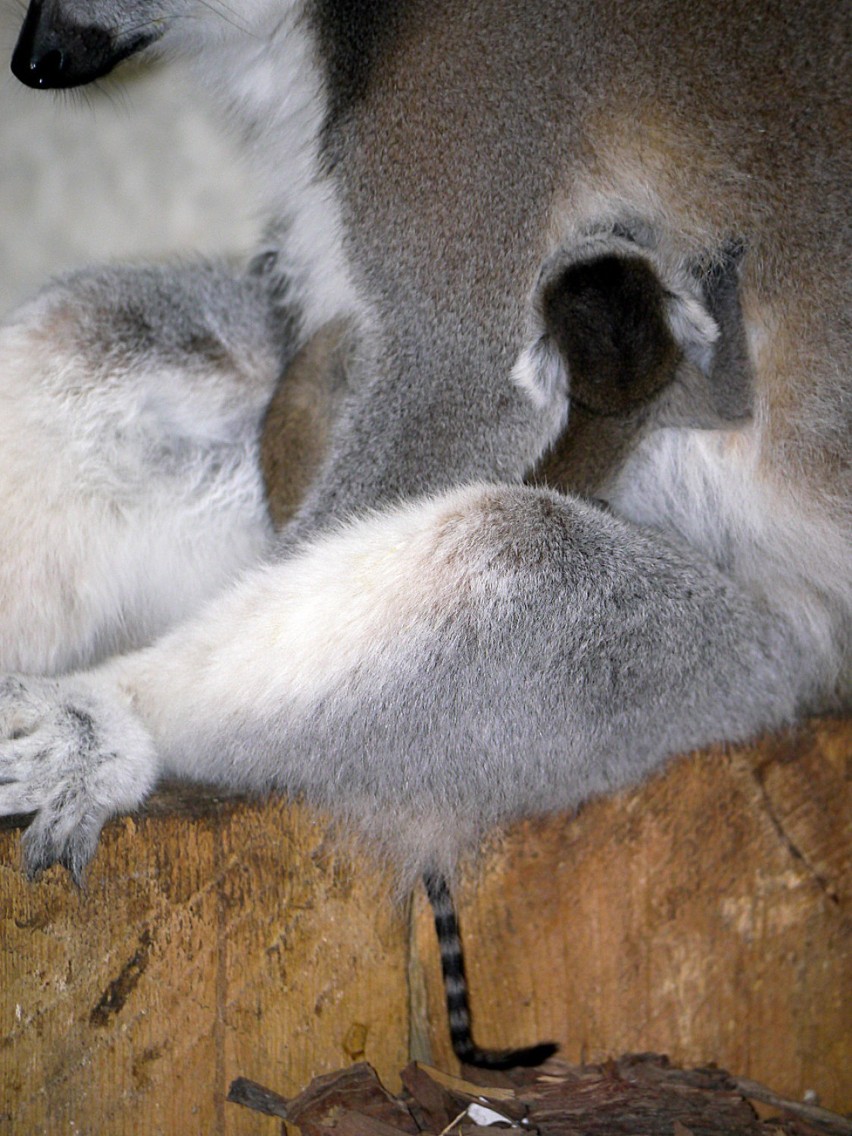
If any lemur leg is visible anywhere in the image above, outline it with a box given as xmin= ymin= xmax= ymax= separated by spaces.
xmin=0 ymin=260 xmax=293 ymax=675
xmin=0 ymin=482 xmax=802 ymax=884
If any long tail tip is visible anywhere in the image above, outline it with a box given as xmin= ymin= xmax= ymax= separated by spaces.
xmin=459 ymin=1040 xmax=559 ymax=1071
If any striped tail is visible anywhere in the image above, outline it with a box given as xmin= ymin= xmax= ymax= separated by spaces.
xmin=422 ymin=870 xmax=558 ymax=1070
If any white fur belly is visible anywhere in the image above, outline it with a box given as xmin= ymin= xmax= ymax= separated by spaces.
xmin=0 ymin=311 xmax=272 ymax=674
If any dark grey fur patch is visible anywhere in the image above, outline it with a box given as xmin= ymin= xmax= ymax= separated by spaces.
xmin=63 ymin=705 xmax=98 ymax=753
xmin=659 ymin=240 xmax=754 ymax=429
xmin=311 ymin=0 xmax=410 ymax=161
xmin=699 ymin=240 xmax=753 ymax=422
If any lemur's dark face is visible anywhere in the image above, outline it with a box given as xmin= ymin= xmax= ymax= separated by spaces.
xmin=11 ymin=0 xmax=167 ymax=89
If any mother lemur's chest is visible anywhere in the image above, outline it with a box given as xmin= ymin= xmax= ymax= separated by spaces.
xmin=202 ymin=2 xmax=566 ymax=356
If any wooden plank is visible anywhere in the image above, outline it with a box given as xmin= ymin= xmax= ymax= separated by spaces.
xmin=2 ymin=719 xmax=849 ymax=1132
xmin=0 ymin=794 xmax=410 ymax=1136
xmin=412 ymin=718 xmax=851 ymax=1114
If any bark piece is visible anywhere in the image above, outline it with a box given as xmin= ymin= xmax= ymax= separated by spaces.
xmin=285 ymin=1062 xmax=419 ymax=1136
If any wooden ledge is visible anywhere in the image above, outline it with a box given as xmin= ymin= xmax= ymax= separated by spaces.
xmin=413 ymin=718 xmax=850 ymax=1108
xmin=1 ymin=718 xmax=849 ymax=1134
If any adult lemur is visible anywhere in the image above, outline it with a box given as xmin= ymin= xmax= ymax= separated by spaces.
xmin=1 ymin=0 xmax=848 ymax=1070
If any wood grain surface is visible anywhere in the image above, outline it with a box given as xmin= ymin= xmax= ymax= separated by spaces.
xmin=2 ymin=719 xmax=849 ymax=1134
xmin=1 ymin=795 xmax=409 ymax=1135
xmin=412 ymin=719 xmax=851 ymax=1113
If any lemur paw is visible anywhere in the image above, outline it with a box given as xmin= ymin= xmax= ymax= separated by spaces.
xmin=0 ymin=675 xmax=157 ymax=883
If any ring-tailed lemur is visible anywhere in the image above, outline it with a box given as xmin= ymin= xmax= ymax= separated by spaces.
xmin=1 ymin=0 xmax=848 ymax=1068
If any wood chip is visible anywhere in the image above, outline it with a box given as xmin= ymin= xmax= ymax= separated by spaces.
xmin=285 ymin=1062 xmax=419 ymax=1136
xmin=416 ymin=1063 xmax=517 ymax=1102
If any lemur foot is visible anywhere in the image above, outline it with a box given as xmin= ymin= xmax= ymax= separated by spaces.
xmin=0 ymin=675 xmax=157 ymax=883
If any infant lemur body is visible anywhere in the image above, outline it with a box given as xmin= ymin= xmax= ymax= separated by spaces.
xmin=1 ymin=0 xmax=849 ymax=1068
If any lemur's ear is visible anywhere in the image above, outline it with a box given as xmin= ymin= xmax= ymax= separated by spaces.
xmin=541 ymin=252 xmax=681 ymax=416
xmin=516 ymin=234 xmax=753 ymax=428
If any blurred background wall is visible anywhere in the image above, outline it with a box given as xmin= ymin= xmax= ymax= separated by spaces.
xmin=0 ymin=5 xmax=258 ymax=317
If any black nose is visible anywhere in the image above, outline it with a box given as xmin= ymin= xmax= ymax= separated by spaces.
xmin=10 ymin=0 xmax=154 ymax=90
xmin=11 ymin=0 xmax=97 ymax=90
xmin=12 ymin=40 xmax=67 ymax=89
xmin=11 ymin=0 xmax=54 ymax=88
